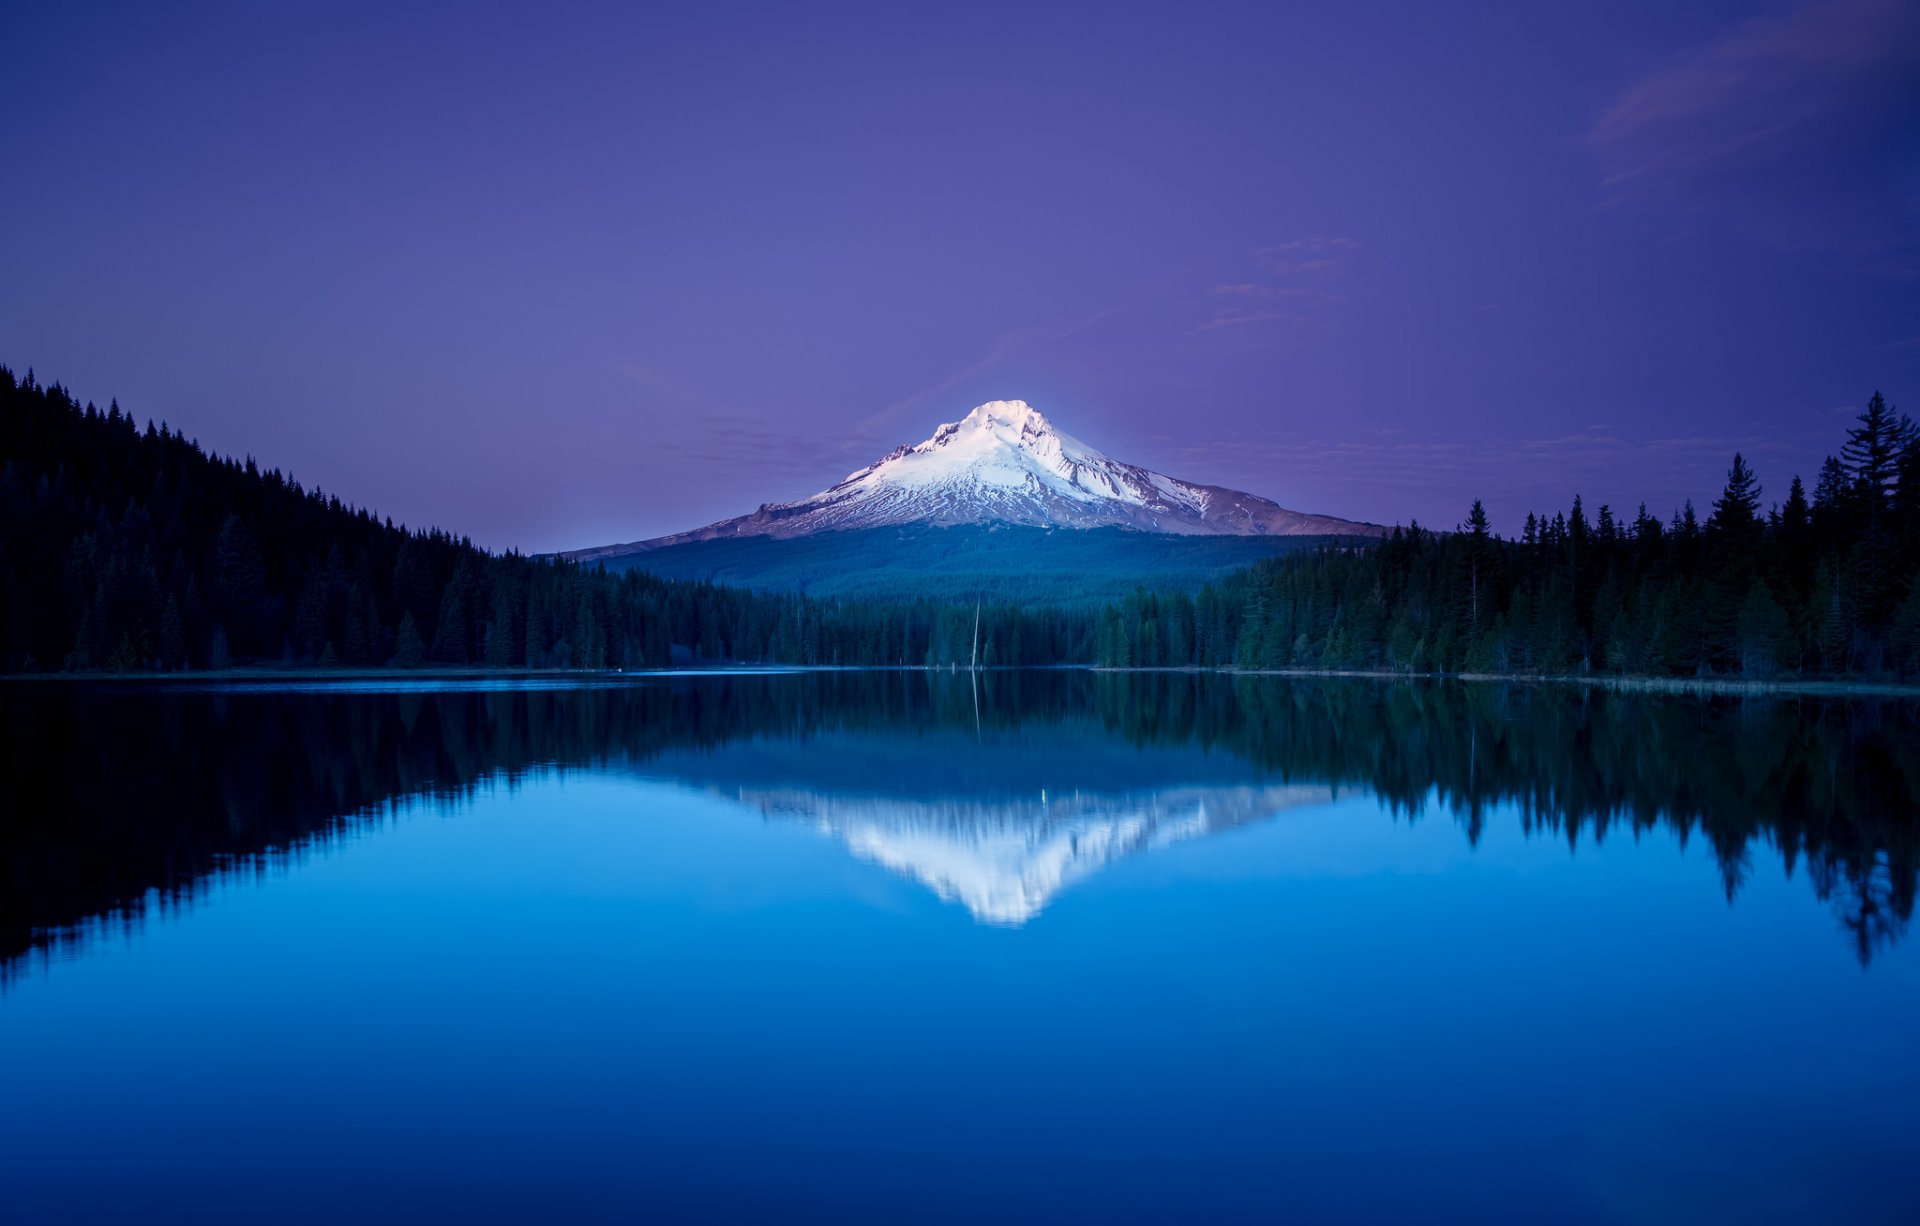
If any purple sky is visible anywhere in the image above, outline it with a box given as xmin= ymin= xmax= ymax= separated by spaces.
xmin=4 ymin=0 xmax=1917 ymax=550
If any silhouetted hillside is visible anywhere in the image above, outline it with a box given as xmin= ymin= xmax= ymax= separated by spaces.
xmin=0 ymin=367 xmax=1088 ymax=671
xmin=1096 ymin=394 xmax=1920 ymax=679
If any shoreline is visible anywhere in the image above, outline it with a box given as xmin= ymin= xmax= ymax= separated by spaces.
xmin=4 ymin=662 xmax=1919 ymax=697
xmin=1089 ymin=665 xmax=1920 ymax=698
xmin=0 ymin=664 xmax=842 ymax=683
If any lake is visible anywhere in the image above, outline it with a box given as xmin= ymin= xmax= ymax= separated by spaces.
xmin=3 ymin=672 xmax=1917 ymax=1223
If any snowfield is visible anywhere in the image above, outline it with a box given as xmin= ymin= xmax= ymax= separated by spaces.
xmin=571 ymin=399 xmax=1378 ymax=559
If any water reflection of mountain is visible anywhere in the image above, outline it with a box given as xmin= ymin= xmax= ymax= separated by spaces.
xmin=749 ymin=782 xmax=1333 ymax=924
xmin=3 ymin=671 xmax=1917 ymax=979
xmin=641 ymin=726 xmax=1333 ymax=922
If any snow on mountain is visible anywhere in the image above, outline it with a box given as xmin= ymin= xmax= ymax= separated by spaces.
xmin=570 ymin=399 xmax=1377 ymax=559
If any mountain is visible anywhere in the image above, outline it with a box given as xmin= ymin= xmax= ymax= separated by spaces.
xmin=570 ymin=399 xmax=1379 ymax=562
xmin=0 ymin=364 xmax=1048 ymax=672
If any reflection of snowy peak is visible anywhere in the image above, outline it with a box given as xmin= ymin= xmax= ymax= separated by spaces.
xmin=735 ymin=783 xmax=1334 ymax=924
xmin=573 ymin=400 xmax=1376 ymax=558
xmin=632 ymin=723 xmax=1333 ymax=924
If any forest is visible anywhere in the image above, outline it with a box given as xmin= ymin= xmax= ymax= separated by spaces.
xmin=1095 ymin=393 xmax=1920 ymax=679
xmin=0 ymin=367 xmax=1087 ymax=672
xmin=4 ymin=364 xmax=1916 ymax=680
xmin=591 ymin=521 xmax=1327 ymax=606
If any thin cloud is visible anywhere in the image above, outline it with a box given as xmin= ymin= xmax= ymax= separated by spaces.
xmin=1195 ymin=237 xmax=1359 ymax=336
xmin=1255 ymin=235 xmax=1358 ymax=276
xmin=1207 ymin=282 xmax=1278 ymax=300
xmin=1193 ymin=308 xmax=1306 ymax=333
xmin=1587 ymin=0 xmax=1920 ymax=259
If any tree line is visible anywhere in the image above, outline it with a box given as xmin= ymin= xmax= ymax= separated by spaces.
xmin=1096 ymin=393 xmax=1920 ymax=678
xmin=0 ymin=367 xmax=1088 ymax=672
xmin=7 ymin=364 xmax=1916 ymax=681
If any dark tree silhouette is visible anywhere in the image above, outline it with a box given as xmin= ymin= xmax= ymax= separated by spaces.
xmin=0 ymin=366 xmax=1087 ymax=673
xmin=5 ymin=367 xmax=1914 ymax=681
xmin=1095 ymin=393 xmax=1919 ymax=680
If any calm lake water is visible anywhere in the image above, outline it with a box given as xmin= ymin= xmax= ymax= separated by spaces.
xmin=3 ymin=671 xmax=1917 ymax=1223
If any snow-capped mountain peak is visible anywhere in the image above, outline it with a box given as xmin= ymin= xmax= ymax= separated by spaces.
xmin=862 ymin=399 xmax=1088 ymax=476
xmin=957 ymin=397 xmax=1052 ymax=434
xmin=572 ymin=399 xmax=1379 ymax=557
xmin=829 ymin=399 xmax=1151 ymax=515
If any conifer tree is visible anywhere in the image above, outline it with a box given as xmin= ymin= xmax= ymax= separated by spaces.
xmin=1709 ymin=453 xmax=1762 ymax=544
xmin=393 ymin=612 xmax=426 ymax=668
xmin=1842 ymin=392 xmax=1913 ymax=512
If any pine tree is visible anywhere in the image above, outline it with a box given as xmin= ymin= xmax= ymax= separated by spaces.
xmin=1633 ymin=503 xmax=1661 ymax=545
xmin=1708 ymin=453 xmax=1762 ymax=544
xmin=430 ymin=575 xmax=470 ymax=663
xmin=159 ymin=594 xmax=184 ymax=670
xmin=1894 ymin=579 xmax=1920 ymax=678
xmin=292 ymin=573 xmax=329 ymax=660
xmin=1736 ymin=580 xmax=1792 ymax=678
xmin=485 ymin=582 xmax=515 ymax=667
xmin=1463 ymin=499 xmax=1492 ymax=639
xmin=1842 ymin=391 xmax=1913 ymax=512
xmin=393 ymin=612 xmax=426 ymax=668
xmin=1780 ymin=476 xmax=1810 ymax=535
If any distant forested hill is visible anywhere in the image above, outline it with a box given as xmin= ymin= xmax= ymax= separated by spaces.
xmin=0 ymin=368 xmax=1089 ymax=671
xmin=586 ymin=523 xmax=1329 ymax=605
xmin=1094 ymin=393 xmax=1920 ymax=679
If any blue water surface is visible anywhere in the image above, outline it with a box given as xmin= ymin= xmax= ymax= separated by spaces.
xmin=2 ymin=673 xmax=1915 ymax=1223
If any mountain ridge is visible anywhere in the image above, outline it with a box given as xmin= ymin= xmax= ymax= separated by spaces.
xmin=568 ymin=399 xmax=1380 ymax=562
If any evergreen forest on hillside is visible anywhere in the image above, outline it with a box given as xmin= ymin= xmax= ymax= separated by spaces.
xmin=0 ymin=367 xmax=1085 ymax=672
xmin=1094 ymin=393 xmax=1920 ymax=679
xmin=588 ymin=521 xmax=1328 ymax=606
xmin=4 ymin=365 xmax=1916 ymax=680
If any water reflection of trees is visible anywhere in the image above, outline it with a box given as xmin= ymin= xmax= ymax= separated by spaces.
xmin=3 ymin=672 xmax=1915 ymax=980
xmin=1094 ymin=675 xmax=1920 ymax=965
